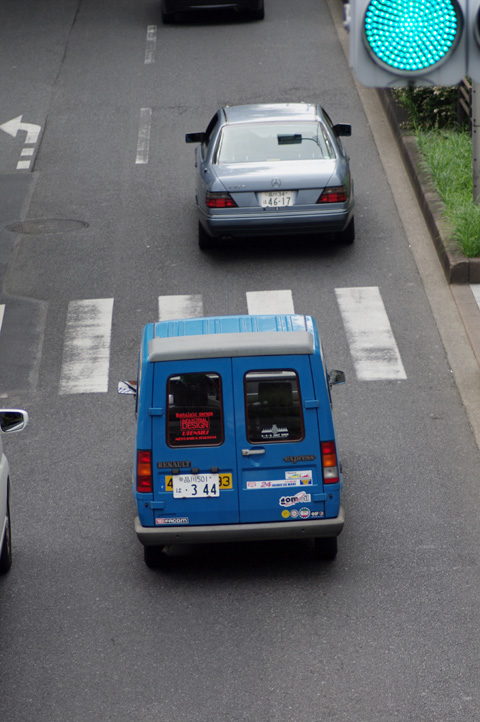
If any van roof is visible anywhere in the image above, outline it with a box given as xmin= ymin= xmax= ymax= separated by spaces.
xmin=148 ymin=314 xmax=316 ymax=362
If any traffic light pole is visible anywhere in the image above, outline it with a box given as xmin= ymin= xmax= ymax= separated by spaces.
xmin=473 ymin=81 xmax=480 ymax=204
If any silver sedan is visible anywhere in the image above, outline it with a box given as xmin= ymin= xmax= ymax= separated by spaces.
xmin=186 ymin=103 xmax=355 ymax=250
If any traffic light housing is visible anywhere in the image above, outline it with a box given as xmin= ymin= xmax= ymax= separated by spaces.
xmin=349 ymin=0 xmax=468 ymax=87
xmin=467 ymin=0 xmax=480 ymax=81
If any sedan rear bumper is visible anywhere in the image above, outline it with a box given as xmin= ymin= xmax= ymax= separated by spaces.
xmin=199 ymin=204 xmax=354 ymax=239
xmin=135 ymin=508 xmax=344 ymax=546
xmin=163 ymin=0 xmax=262 ymax=11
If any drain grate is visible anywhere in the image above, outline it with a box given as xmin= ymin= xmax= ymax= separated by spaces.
xmin=7 ymin=219 xmax=89 ymax=234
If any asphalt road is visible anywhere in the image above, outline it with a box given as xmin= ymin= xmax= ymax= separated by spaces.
xmin=1 ymin=1 xmax=480 ymax=721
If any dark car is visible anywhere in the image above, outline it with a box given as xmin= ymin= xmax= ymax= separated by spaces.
xmin=161 ymin=0 xmax=264 ymax=23
xmin=185 ymin=103 xmax=354 ymax=249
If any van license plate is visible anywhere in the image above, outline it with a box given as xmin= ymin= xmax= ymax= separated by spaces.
xmin=173 ymin=474 xmax=221 ymax=498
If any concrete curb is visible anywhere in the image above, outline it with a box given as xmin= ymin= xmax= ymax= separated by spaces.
xmin=377 ymin=89 xmax=480 ymax=284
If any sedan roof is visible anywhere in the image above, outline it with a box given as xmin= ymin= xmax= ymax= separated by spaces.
xmin=222 ymin=103 xmax=320 ymax=125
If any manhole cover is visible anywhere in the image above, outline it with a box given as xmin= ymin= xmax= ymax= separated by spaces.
xmin=7 ymin=219 xmax=89 ymax=234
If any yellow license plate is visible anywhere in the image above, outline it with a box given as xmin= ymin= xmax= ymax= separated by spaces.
xmin=165 ymin=473 xmax=232 ymax=492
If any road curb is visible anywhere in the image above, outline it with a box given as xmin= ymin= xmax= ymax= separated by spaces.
xmin=377 ymin=89 xmax=480 ymax=284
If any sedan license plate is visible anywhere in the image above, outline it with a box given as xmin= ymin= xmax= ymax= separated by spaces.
xmin=171 ymin=473 xmax=226 ymax=498
xmin=259 ymin=190 xmax=294 ymax=207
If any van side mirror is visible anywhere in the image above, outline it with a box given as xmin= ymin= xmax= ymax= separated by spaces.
xmin=0 ymin=409 xmax=29 ymax=434
xmin=333 ymin=124 xmax=351 ymax=137
xmin=185 ymin=132 xmax=206 ymax=143
xmin=328 ymin=370 xmax=345 ymax=387
xmin=118 ymin=380 xmax=137 ymax=396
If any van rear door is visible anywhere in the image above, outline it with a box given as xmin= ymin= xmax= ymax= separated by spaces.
xmin=232 ymin=355 xmax=325 ymax=524
xmin=151 ymin=358 xmax=239 ymax=526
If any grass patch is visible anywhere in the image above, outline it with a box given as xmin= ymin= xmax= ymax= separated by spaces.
xmin=416 ymin=130 xmax=480 ymax=257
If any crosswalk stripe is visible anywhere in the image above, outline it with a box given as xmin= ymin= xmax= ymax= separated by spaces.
xmin=335 ymin=286 xmax=407 ymax=381
xmin=471 ymin=284 xmax=480 ymax=310
xmin=158 ymin=294 xmax=204 ymax=320
xmin=246 ymin=290 xmax=295 ymax=315
xmin=59 ymin=299 xmax=114 ymax=395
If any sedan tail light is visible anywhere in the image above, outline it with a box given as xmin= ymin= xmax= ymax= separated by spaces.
xmin=321 ymin=441 xmax=339 ymax=484
xmin=137 ymin=450 xmax=153 ymax=493
xmin=205 ymin=191 xmax=237 ymax=208
xmin=317 ymin=186 xmax=348 ymax=204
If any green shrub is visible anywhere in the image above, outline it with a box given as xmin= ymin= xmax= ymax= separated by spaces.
xmin=392 ymin=86 xmax=461 ymax=129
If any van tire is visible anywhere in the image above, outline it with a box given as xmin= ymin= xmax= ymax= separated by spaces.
xmin=314 ymin=536 xmax=338 ymax=561
xmin=143 ymin=545 xmax=167 ymax=569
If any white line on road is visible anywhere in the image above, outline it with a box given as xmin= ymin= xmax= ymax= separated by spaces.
xmin=136 ymin=108 xmax=152 ymax=164
xmin=470 ymin=284 xmax=480 ymax=310
xmin=59 ymin=299 xmax=114 ymax=394
xmin=159 ymin=294 xmax=204 ymax=320
xmin=0 ymin=305 xmax=4 ymax=333
xmin=144 ymin=25 xmax=157 ymax=64
xmin=246 ymin=290 xmax=295 ymax=315
xmin=335 ymin=286 xmax=407 ymax=381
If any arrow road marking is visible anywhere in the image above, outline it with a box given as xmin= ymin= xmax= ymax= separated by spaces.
xmin=0 ymin=115 xmax=41 ymax=144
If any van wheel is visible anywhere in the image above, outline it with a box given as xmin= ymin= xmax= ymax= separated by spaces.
xmin=144 ymin=545 xmax=167 ymax=569
xmin=314 ymin=536 xmax=338 ymax=561
xmin=0 ymin=493 xmax=12 ymax=574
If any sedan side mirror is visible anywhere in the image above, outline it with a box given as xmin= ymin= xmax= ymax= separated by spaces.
xmin=333 ymin=124 xmax=352 ymax=137
xmin=328 ymin=369 xmax=346 ymax=387
xmin=185 ymin=132 xmax=206 ymax=143
xmin=0 ymin=409 xmax=29 ymax=434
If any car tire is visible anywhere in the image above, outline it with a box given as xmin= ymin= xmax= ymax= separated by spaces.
xmin=144 ymin=545 xmax=168 ymax=569
xmin=337 ymin=216 xmax=355 ymax=244
xmin=249 ymin=4 xmax=265 ymax=20
xmin=313 ymin=536 xmax=338 ymax=561
xmin=198 ymin=222 xmax=215 ymax=250
xmin=0 ymin=490 xmax=12 ymax=574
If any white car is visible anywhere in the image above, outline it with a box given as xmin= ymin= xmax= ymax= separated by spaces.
xmin=0 ymin=409 xmax=28 ymax=573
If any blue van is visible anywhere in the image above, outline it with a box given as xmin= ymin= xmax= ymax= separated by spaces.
xmin=119 ymin=314 xmax=345 ymax=566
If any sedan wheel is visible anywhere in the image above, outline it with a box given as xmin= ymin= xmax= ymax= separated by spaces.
xmin=337 ymin=216 xmax=355 ymax=244
xmin=0 ymin=494 xmax=12 ymax=574
xmin=198 ymin=222 xmax=215 ymax=250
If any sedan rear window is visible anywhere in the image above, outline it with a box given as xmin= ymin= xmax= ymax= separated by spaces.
xmin=167 ymin=372 xmax=223 ymax=447
xmin=216 ymin=122 xmax=335 ymax=164
xmin=244 ymin=370 xmax=304 ymax=443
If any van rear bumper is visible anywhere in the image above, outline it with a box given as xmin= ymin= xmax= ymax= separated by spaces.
xmin=135 ymin=507 xmax=344 ymax=546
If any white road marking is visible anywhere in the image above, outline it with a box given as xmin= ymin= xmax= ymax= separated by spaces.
xmin=158 ymin=294 xmax=204 ymax=320
xmin=20 ymin=148 xmax=34 ymax=157
xmin=59 ymin=299 xmax=114 ymax=394
xmin=0 ymin=305 xmax=4 ymax=332
xmin=16 ymin=160 xmax=31 ymax=170
xmin=135 ymin=108 xmax=152 ymax=164
xmin=144 ymin=25 xmax=157 ymax=64
xmin=335 ymin=286 xmax=407 ymax=380
xmin=471 ymin=284 xmax=480 ymax=310
xmin=246 ymin=290 xmax=295 ymax=315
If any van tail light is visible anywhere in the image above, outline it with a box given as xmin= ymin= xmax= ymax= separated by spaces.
xmin=137 ymin=450 xmax=153 ymax=493
xmin=321 ymin=441 xmax=339 ymax=484
xmin=205 ymin=191 xmax=237 ymax=208
xmin=317 ymin=186 xmax=347 ymax=204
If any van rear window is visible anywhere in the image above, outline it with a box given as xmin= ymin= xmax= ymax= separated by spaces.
xmin=244 ymin=370 xmax=304 ymax=443
xmin=167 ymin=372 xmax=223 ymax=447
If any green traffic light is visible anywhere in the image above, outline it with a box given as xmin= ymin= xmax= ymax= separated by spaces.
xmin=364 ymin=0 xmax=462 ymax=75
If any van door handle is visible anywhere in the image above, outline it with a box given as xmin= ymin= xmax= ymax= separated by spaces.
xmin=242 ymin=448 xmax=265 ymax=456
